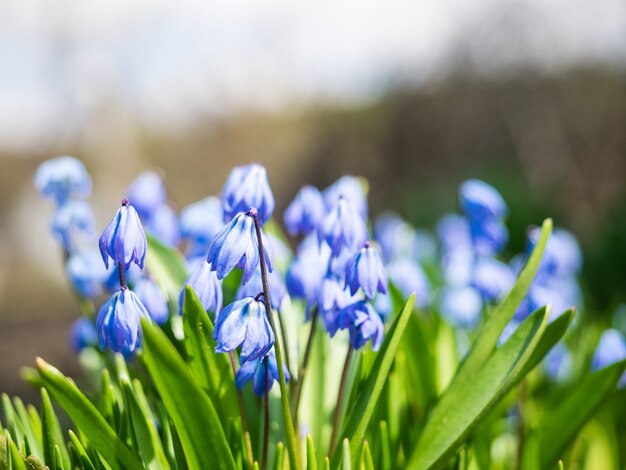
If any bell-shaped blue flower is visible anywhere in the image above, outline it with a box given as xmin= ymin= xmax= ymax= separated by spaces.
xmin=387 ymin=259 xmax=430 ymax=308
xmin=286 ymin=234 xmax=330 ymax=306
xmin=323 ymin=175 xmax=368 ymax=219
xmin=284 ymin=185 xmax=326 ymax=237
xmin=318 ymin=197 xmax=368 ymax=257
xmin=528 ymin=227 xmax=582 ymax=280
xmin=469 ymin=218 xmax=508 ymax=256
xmin=337 ymin=301 xmax=384 ymax=351
xmin=51 ymin=200 xmax=95 ymax=253
xmin=207 ymin=210 xmax=273 ymax=285
xmin=96 ymin=288 xmax=151 ymax=354
xmin=179 ymin=196 xmax=223 ymax=258
xmin=34 ymin=156 xmax=92 ymax=203
xmin=236 ymin=268 xmax=287 ymax=311
xmin=235 ymin=349 xmax=290 ymax=396
xmin=99 ymin=200 xmax=147 ymax=270
xmin=213 ymin=296 xmax=274 ymax=364
xmin=134 ymin=278 xmax=169 ymax=325
xmin=440 ymin=286 xmax=483 ymax=329
xmin=66 ymin=249 xmax=109 ymax=299
xmin=374 ymin=212 xmax=417 ymax=263
xmin=126 ymin=170 xmax=166 ymax=220
xmin=471 ymin=257 xmax=515 ymax=302
xmin=145 ymin=204 xmax=181 ymax=247
xmin=70 ymin=317 xmax=98 ymax=353
xmin=179 ymin=259 xmax=223 ymax=314
xmin=459 ymin=179 xmax=507 ymax=221
xmin=345 ymin=242 xmax=387 ymax=300
xmin=318 ymin=274 xmax=358 ymax=335
xmin=222 ymin=163 xmax=275 ymax=224
xmin=437 ymin=214 xmax=472 ymax=254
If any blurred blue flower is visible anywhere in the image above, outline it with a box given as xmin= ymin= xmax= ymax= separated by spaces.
xmin=145 ymin=204 xmax=181 ymax=247
xmin=592 ymin=329 xmax=626 ymax=373
xmin=413 ymin=229 xmax=438 ymax=264
xmin=179 ymin=259 xmax=223 ymax=315
xmin=213 ymin=296 xmax=274 ymax=364
xmin=387 ymin=258 xmax=430 ymax=308
xmin=236 ymin=268 xmax=287 ymax=311
xmin=51 ymin=200 xmax=95 ymax=253
xmin=34 ymin=156 xmax=92 ymax=203
xmin=235 ymin=349 xmax=290 ymax=396
xmin=66 ymin=249 xmax=109 ymax=299
xmin=99 ymin=200 xmax=147 ymax=270
xmin=70 ymin=317 xmax=98 ymax=353
xmin=207 ymin=210 xmax=274 ymax=285
xmin=437 ymin=214 xmax=472 ymax=254
xmin=134 ymin=278 xmax=169 ymax=325
xmin=222 ymin=163 xmax=275 ymax=224
xmin=528 ymin=227 xmax=583 ymax=280
xmin=543 ymin=342 xmax=573 ymax=382
xmin=286 ymin=235 xmax=329 ymax=310
xmin=469 ymin=218 xmax=508 ymax=257
xmin=266 ymin=233 xmax=293 ymax=268
xmin=471 ymin=257 xmax=515 ymax=302
xmin=179 ymin=196 xmax=223 ymax=258
xmin=345 ymin=242 xmax=387 ymax=300
xmin=318 ymin=197 xmax=368 ymax=257
xmin=126 ymin=170 xmax=166 ymax=220
xmin=284 ymin=185 xmax=326 ymax=237
xmin=337 ymin=301 xmax=384 ymax=351
xmin=459 ymin=179 xmax=507 ymax=221
xmin=318 ymin=273 xmax=356 ymax=335
xmin=96 ymin=288 xmax=150 ymax=354
xmin=374 ymin=212 xmax=416 ymax=263
xmin=323 ymin=175 xmax=368 ymax=219
xmin=514 ymin=284 xmax=571 ymax=322
xmin=440 ymin=286 xmax=483 ymax=330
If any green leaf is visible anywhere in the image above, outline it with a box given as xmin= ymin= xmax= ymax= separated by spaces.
xmin=2 ymin=393 xmax=23 ymax=450
xmin=145 ymin=234 xmax=188 ymax=300
xmin=41 ymin=388 xmax=71 ymax=470
xmin=52 ymin=445 xmax=66 ymax=470
xmin=140 ymin=318 xmax=236 ymax=470
xmin=13 ymin=398 xmax=43 ymax=460
xmin=361 ymin=441 xmax=375 ymax=470
xmin=408 ymin=306 xmax=551 ymax=469
xmin=0 ymin=434 xmax=7 ymax=469
xmin=332 ymin=294 xmax=415 ymax=468
xmin=341 ymin=439 xmax=351 ymax=470
xmin=306 ymin=434 xmax=317 ymax=470
xmin=35 ymin=358 xmax=142 ymax=470
xmin=534 ymin=360 xmax=626 ymax=468
xmin=273 ymin=442 xmax=284 ymax=470
xmin=8 ymin=437 xmax=27 ymax=470
xmin=68 ymin=430 xmax=95 ymax=470
xmin=378 ymin=421 xmax=391 ymax=470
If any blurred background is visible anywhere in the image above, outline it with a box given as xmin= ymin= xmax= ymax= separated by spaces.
xmin=1 ymin=0 xmax=625 ymax=398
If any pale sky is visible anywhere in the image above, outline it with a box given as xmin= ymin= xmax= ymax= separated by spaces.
xmin=0 ymin=0 xmax=624 ymax=152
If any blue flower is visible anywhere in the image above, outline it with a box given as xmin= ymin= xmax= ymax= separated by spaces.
xmin=592 ymin=329 xmax=626 ymax=371
xmin=126 ymin=170 xmax=166 ymax=220
xmin=437 ymin=214 xmax=472 ymax=254
xmin=96 ymin=288 xmax=151 ymax=354
xmin=179 ymin=259 xmax=223 ymax=314
xmin=528 ymin=227 xmax=582 ymax=280
xmin=236 ymin=268 xmax=287 ymax=311
xmin=145 ymin=204 xmax=181 ymax=247
xmin=104 ymin=263 xmax=142 ymax=292
xmin=337 ymin=301 xmax=384 ymax=351
xmin=387 ymin=259 xmax=430 ymax=308
xmin=34 ymin=156 xmax=92 ymax=203
xmin=99 ymin=200 xmax=147 ymax=270
xmin=318 ymin=197 xmax=369 ymax=257
xmin=179 ymin=196 xmax=223 ymax=258
xmin=284 ymin=185 xmax=326 ymax=236
xmin=207 ymin=210 xmax=273 ymax=285
xmin=469 ymin=218 xmax=508 ymax=257
xmin=66 ymin=249 xmax=109 ymax=299
xmin=459 ymin=179 xmax=507 ymax=221
xmin=345 ymin=242 xmax=387 ymax=300
xmin=285 ymin=234 xmax=330 ymax=306
xmin=51 ymin=200 xmax=95 ymax=253
xmin=543 ymin=342 xmax=573 ymax=381
xmin=318 ymin=274 xmax=357 ymax=335
xmin=323 ymin=175 xmax=368 ymax=219
xmin=471 ymin=257 xmax=515 ymax=302
xmin=514 ymin=284 xmax=571 ymax=322
xmin=235 ymin=349 xmax=290 ymax=396
xmin=70 ymin=317 xmax=98 ymax=353
xmin=222 ymin=163 xmax=275 ymax=224
xmin=134 ymin=278 xmax=169 ymax=325
xmin=374 ymin=212 xmax=417 ymax=263
xmin=213 ymin=296 xmax=274 ymax=364
xmin=440 ymin=286 xmax=483 ymax=329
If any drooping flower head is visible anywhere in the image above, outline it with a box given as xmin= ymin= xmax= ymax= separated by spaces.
xmin=179 ymin=196 xmax=224 ymax=258
xmin=323 ymin=175 xmax=368 ymax=220
xmin=144 ymin=204 xmax=181 ymax=248
xmin=459 ymin=179 xmax=507 ymax=221
xmin=213 ymin=296 xmax=275 ymax=365
xmin=99 ymin=199 xmax=147 ymax=270
xmin=126 ymin=170 xmax=166 ymax=220
xmin=469 ymin=218 xmax=509 ymax=257
xmin=284 ymin=185 xmax=326 ymax=237
xmin=387 ymin=258 xmax=431 ymax=308
xmin=222 ymin=163 xmax=275 ymax=224
xmin=96 ymin=288 xmax=151 ymax=354
xmin=66 ymin=248 xmax=109 ymax=299
xmin=51 ymin=200 xmax=96 ymax=253
xmin=236 ymin=268 xmax=287 ymax=311
xmin=374 ymin=212 xmax=417 ymax=263
xmin=34 ymin=156 xmax=92 ymax=203
xmin=318 ymin=273 xmax=358 ymax=335
xmin=134 ymin=278 xmax=169 ymax=325
xmin=345 ymin=242 xmax=388 ymax=300
xmin=318 ymin=197 xmax=369 ymax=257
xmin=70 ymin=317 xmax=98 ymax=353
xmin=235 ymin=349 xmax=290 ymax=396
xmin=337 ymin=301 xmax=384 ymax=351
xmin=179 ymin=259 xmax=223 ymax=315
xmin=207 ymin=209 xmax=274 ymax=285
xmin=285 ymin=234 xmax=330 ymax=307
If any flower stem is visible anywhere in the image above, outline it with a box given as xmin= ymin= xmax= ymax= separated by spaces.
xmin=262 ymin=357 xmax=270 ymax=470
xmin=229 ymin=353 xmax=254 ymax=470
xmin=252 ymin=213 xmax=301 ymax=470
xmin=118 ymin=262 xmax=126 ymax=289
xmin=290 ymin=306 xmax=319 ymax=418
xmin=329 ymin=345 xmax=353 ymax=456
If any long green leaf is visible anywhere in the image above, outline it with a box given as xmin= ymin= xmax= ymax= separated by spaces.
xmin=145 ymin=234 xmax=188 ymax=300
xmin=332 ymin=294 xmax=415 ymax=468
xmin=35 ymin=358 xmax=142 ymax=470
xmin=68 ymin=430 xmax=96 ymax=470
xmin=140 ymin=318 xmax=236 ymax=470
xmin=41 ymin=388 xmax=71 ymax=470
xmin=535 ymin=360 xmax=626 ymax=468
xmin=408 ymin=306 xmax=551 ymax=469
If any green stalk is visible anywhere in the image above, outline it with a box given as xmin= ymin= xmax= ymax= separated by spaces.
xmin=329 ymin=345 xmax=354 ymax=456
